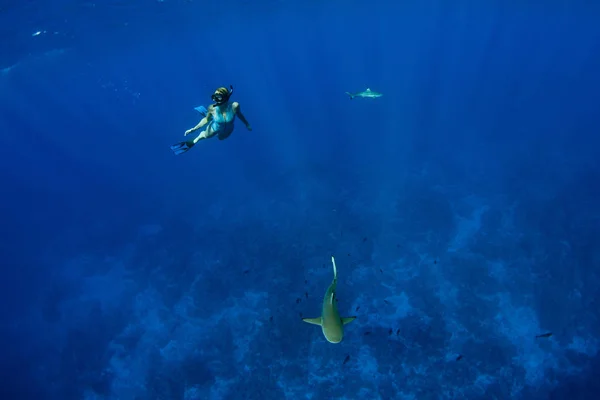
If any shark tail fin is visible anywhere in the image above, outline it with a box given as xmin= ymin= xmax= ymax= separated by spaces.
xmin=345 ymin=92 xmax=354 ymax=99
xmin=331 ymin=256 xmax=337 ymax=281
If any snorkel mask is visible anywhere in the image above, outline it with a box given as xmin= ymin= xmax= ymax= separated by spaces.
xmin=211 ymin=85 xmax=234 ymax=105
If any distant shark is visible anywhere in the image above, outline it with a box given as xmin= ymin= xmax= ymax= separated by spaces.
xmin=302 ymin=256 xmax=356 ymax=343
xmin=345 ymin=88 xmax=383 ymax=99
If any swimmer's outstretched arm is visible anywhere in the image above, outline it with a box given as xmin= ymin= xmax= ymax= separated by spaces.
xmin=233 ymin=102 xmax=252 ymax=131
xmin=185 ymin=108 xmax=213 ymax=135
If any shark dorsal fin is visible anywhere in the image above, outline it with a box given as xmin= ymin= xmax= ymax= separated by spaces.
xmin=366 ymin=88 xmax=371 ymax=91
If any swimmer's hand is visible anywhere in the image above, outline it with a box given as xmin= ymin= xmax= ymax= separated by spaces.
xmin=184 ymin=129 xmax=193 ymax=136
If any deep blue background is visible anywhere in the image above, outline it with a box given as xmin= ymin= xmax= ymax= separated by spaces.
xmin=1 ymin=1 xmax=600 ymax=399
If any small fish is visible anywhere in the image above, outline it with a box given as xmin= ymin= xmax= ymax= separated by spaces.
xmin=384 ymin=300 xmax=390 ymax=305
xmin=535 ymin=332 xmax=553 ymax=339
xmin=364 ymin=331 xmax=371 ymax=336
xmin=388 ymin=329 xmax=393 ymax=336
xmin=456 ymin=354 xmax=463 ymax=361
xmin=343 ymin=355 xmax=350 ymax=365
xmin=396 ymin=329 xmax=400 ymax=336
xmin=243 ymin=269 xmax=250 ymax=274
xmin=269 ymin=316 xmax=273 ymax=322
xmin=355 ymin=306 xmax=360 ymax=312
xmin=305 ymin=292 xmax=308 ymax=299
xmin=345 ymin=88 xmax=383 ymax=99
xmin=296 ymin=298 xmax=301 ymax=304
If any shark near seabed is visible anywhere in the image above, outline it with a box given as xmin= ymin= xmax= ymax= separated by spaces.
xmin=345 ymin=88 xmax=383 ymax=99
xmin=302 ymin=256 xmax=356 ymax=343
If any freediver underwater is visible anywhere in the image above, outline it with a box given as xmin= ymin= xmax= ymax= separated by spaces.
xmin=170 ymin=85 xmax=252 ymax=155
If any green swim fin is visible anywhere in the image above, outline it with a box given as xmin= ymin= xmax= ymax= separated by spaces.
xmin=170 ymin=140 xmax=195 ymax=155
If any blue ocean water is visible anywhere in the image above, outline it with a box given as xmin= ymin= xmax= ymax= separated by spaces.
xmin=1 ymin=0 xmax=600 ymax=399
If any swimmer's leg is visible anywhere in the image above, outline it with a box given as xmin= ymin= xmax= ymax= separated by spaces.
xmin=194 ymin=126 xmax=215 ymax=143
xmin=217 ymin=125 xmax=234 ymax=140
xmin=217 ymin=130 xmax=233 ymax=140
xmin=171 ymin=128 xmax=213 ymax=155
xmin=194 ymin=105 xmax=208 ymax=117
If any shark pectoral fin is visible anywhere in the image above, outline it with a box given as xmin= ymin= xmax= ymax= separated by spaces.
xmin=341 ymin=316 xmax=356 ymax=325
xmin=302 ymin=317 xmax=323 ymax=326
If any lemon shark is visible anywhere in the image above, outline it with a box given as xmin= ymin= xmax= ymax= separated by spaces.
xmin=345 ymin=88 xmax=383 ymax=99
xmin=302 ymin=256 xmax=356 ymax=343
